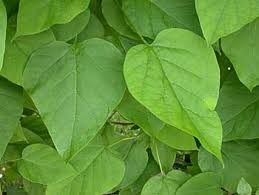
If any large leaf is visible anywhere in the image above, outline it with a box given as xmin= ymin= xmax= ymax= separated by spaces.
xmin=17 ymin=144 xmax=76 ymax=185
xmin=0 ymin=0 xmax=7 ymax=70
xmin=198 ymin=140 xmax=259 ymax=192
xmin=23 ymin=39 xmax=125 ymax=157
xmin=0 ymin=77 xmax=23 ymax=158
xmin=121 ymin=0 xmax=201 ymax=39
xmin=118 ymin=92 xmax=197 ymax=150
xmin=124 ymin=28 xmax=222 ymax=160
xmin=52 ymin=9 xmax=90 ymax=41
xmin=1 ymin=16 xmax=55 ymax=85
xmin=46 ymin=136 xmax=125 ymax=195
xmin=16 ymin=0 xmax=90 ymax=37
xmin=222 ymin=18 xmax=259 ymax=90
xmin=217 ymin=73 xmax=259 ymax=141
xmin=196 ymin=0 xmax=259 ymax=44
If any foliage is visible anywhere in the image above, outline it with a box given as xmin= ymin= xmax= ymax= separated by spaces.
xmin=0 ymin=0 xmax=259 ymax=194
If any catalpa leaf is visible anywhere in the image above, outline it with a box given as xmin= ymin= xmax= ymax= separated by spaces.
xmin=0 ymin=77 xmax=23 ymax=159
xmin=1 ymin=16 xmax=55 ymax=85
xmin=141 ymin=170 xmax=191 ymax=195
xmin=122 ymin=0 xmax=201 ymax=39
xmin=222 ymin=18 xmax=259 ymax=90
xmin=23 ymin=39 xmax=125 ymax=158
xmin=16 ymin=0 xmax=90 ymax=37
xmin=196 ymin=0 xmax=259 ymax=44
xmin=117 ymin=91 xmax=197 ymax=151
xmin=102 ymin=0 xmax=138 ymax=40
xmin=18 ymin=144 xmax=76 ymax=185
xmin=217 ymin=73 xmax=259 ymax=141
xmin=46 ymin=136 xmax=125 ymax=195
xmin=124 ymin=28 xmax=222 ymax=161
xmin=199 ymin=140 xmax=259 ymax=192
xmin=150 ymin=139 xmax=176 ymax=174
xmin=0 ymin=0 xmax=7 ymax=70
xmin=52 ymin=9 xmax=90 ymax=42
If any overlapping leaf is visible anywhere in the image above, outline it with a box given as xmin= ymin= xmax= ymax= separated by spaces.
xmin=0 ymin=0 xmax=7 ymax=69
xmin=23 ymin=39 xmax=125 ymax=158
xmin=196 ymin=0 xmax=259 ymax=44
xmin=124 ymin=28 xmax=222 ymax=160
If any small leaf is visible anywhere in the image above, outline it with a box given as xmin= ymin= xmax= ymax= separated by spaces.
xmin=18 ymin=144 xmax=76 ymax=185
xmin=237 ymin=178 xmax=252 ymax=195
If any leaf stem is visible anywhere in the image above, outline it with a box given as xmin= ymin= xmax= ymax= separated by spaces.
xmin=155 ymin=142 xmax=165 ymax=176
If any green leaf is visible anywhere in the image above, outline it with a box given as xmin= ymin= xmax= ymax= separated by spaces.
xmin=102 ymin=0 xmax=138 ymax=39
xmin=150 ymin=139 xmax=176 ymax=174
xmin=124 ymin=28 xmax=222 ymax=161
xmin=1 ymin=16 xmax=55 ymax=85
xmin=23 ymin=179 xmax=46 ymax=195
xmin=256 ymin=190 xmax=259 ymax=195
xmin=52 ymin=9 xmax=90 ymax=41
xmin=237 ymin=178 xmax=252 ymax=195
xmin=0 ymin=77 xmax=23 ymax=159
xmin=222 ymin=18 xmax=259 ymax=90
xmin=17 ymin=144 xmax=76 ymax=185
xmin=77 ymin=14 xmax=105 ymax=41
xmin=217 ymin=72 xmax=259 ymax=141
xmin=46 ymin=135 xmax=125 ymax=195
xmin=196 ymin=0 xmax=259 ymax=44
xmin=23 ymin=39 xmax=125 ymax=158
xmin=176 ymin=172 xmax=223 ymax=195
xmin=0 ymin=0 xmax=7 ymax=70
xmin=118 ymin=91 xmax=197 ymax=150
xmin=121 ymin=0 xmax=201 ymax=39
xmin=118 ymin=135 xmax=149 ymax=189
xmin=141 ymin=170 xmax=191 ymax=195
xmin=16 ymin=0 xmax=90 ymax=37
xmin=198 ymin=140 xmax=259 ymax=192
xmin=119 ymin=155 xmax=160 ymax=195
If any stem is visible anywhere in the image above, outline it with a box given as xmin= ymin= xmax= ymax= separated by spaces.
xmin=109 ymin=121 xmax=134 ymax=125
xmin=155 ymin=142 xmax=165 ymax=176
xmin=108 ymin=137 xmax=136 ymax=148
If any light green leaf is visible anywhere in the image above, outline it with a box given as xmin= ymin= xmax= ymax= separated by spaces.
xmin=52 ymin=9 xmax=90 ymax=41
xmin=124 ymin=28 xmax=222 ymax=161
xmin=222 ymin=18 xmax=259 ymax=90
xmin=196 ymin=0 xmax=259 ymax=44
xmin=122 ymin=0 xmax=201 ymax=39
xmin=237 ymin=178 xmax=252 ymax=195
xmin=16 ymin=0 xmax=90 ymax=37
xmin=102 ymin=0 xmax=138 ymax=39
xmin=0 ymin=77 xmax=23 ymax=159
xmin=198 ymin=140 xmax=259 ymax=192
xmin=0 ymin=0 xmax=7 ymax=70
xmin=150 ymin=139 xmax=176 ymax=174
xmin=118 ymin=92 xmax=197 ymax=151
xmin=46 ymin=136 xmax=125 ymax=195
xmin=17 ymin=144 xmax=76 ymax=185
xmin=1 ymin=16 xmax=55 ymax=85
xmin=23 ymin=39 xmax=125 ymax=158
xmin=176 ymin=172 xmax=223 ymax=195
xmin=217 ymin=72 xmax=259 ymax=141
xmin=256 ymin=190 xmax=259 ymax=195
xmin=141 ymin=170 xmax=191 ymax=195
